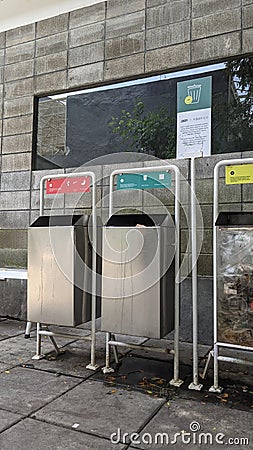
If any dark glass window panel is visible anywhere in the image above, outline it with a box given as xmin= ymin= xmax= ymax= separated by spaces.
xmin=34 ymin=57 xmax=253 ymax=170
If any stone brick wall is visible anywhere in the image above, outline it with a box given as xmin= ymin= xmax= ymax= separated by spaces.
xmin=0 ymin=0 xmax=252 ymax=324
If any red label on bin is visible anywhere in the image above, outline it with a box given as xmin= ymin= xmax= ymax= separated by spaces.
xmin=46 ymin=177 xmax=91 ymax=194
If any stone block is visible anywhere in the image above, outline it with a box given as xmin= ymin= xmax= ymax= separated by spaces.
xmin=69 ymin=3 xmax=106 ymax=29
xmin=4 ymin=78 xmax=34 ymax=99
xmin=36 ymin=13 xmax=68 ymax=38
xmin=69 ymin=41 xmax=104 ymax=68
xmin=0 ymin=32 xmax=5 ymax=49
xmin=3 ymin=96 xmax=33 ymax=118
xmin=146 ymin=21 xmax=190 ymax=49
xmin=2 ymin=133 xmax=32 ymax=154
xmin=192 ymin=32 xmax=241 ymax=63
xmin=198 ymin=254 xmax=212 ymax=276
xmin=243 ymin=4 xmax=253 ymax=28
xmin=192 ymin=10 xmax=241 ymax=40
xmin=243 ymin=0 xmax=253 ymax=4
xmin=1 ymin=171 xmax=31 ymax=191
xmin=35 ymin=51 xmax=67 ymax=75
xmin=242 ymin=29 xmax=253 ymax=53
xmin=6 ymin=23 xmax=35 ymax=47
xmin=0 ymin=249 xmax=27 ymax=268
xmin=31 ymin=168 xmax=64 ymax=189
xmin=143 ymin=157 xmax=189 ymax=180
xmin=106 ymin=10 xmax=145 ymax=39
xmin=64 ymin=189 xmax=102 ymax=209
xmin=69 ymin=22 xmax=105 ymax=47
xmin=35 ymin=70 xmax=67 ymax=95
xmin=5 ymin=41 xmax=35 ymax=64
xmin=4 ymin=60 xmax=34 ymax=82
xmin=36 ymin=32 xmax=68 ymax=58
xmin=146 ymin=42 xmax=190 ymax=72
xmin=147 ymin=0 xmax=190 ymax=29
xmin=0 ymin=211 xmax=30 ymax=229
xmin=107 ymin=0 xmax=145 ymax=18
xmin=0 ymin=49 xmax=4 ymax=66
xmin=192 ymin=0 xmax=241 ymax=19
xmin=1 ymin=153 xmax=32 ymax=172
xmin=0 ymin=230 xmax=27 ymax=249
xmin=242 ymin=184 xmax=253 ymax=202
xmin=0 ymin=67 xmax=2 ymax=83
xmin=105 ymin=32 xmax=144 ymax=59
xmin=68 ymin=62 xmax=104 ymax=88
xmin=147 ymin=0 xmax=168 ymax=6
xmin=3 ymin=115 xmax=33 ymax=136
xmin=31 ymin=189 xmax=64 ymax=210
xmin=105 ymin=53 xmax=144 ymax=80
xmin=0 ymin=191 xmax=30 ymax=210
xmin=0 ymin=279 xmax=27 ymax=318
xmin=194 ymin=152 xmax=242 ymax=179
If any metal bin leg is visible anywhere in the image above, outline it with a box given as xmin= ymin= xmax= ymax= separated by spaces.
xmin=102 ymin=332 xmax=115 ymax=374
xmin=25 ymin=321 xmax=32 ymax=338
xmin=209 ymin=344 xmax=223 ymax=393
xmin=32 ymin=323 xmax=44 ymax=360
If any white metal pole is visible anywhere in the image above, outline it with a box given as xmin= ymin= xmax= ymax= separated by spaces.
xmin=108 ymin=165 xmax=183 ymax=386
xmin=188 ymin=157 xmax=203 ymax=390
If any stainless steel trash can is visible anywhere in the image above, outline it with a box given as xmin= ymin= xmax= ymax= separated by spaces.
xmin=216 ymin=212 xmax=253 ymax=348
xmin=27 ymin=214 xmax=100 ymax=327
xmin=101 ymin=214 xmax=175 ymax=339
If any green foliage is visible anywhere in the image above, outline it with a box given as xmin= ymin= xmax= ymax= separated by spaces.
xmin=109 ymin=99 xmax=176 ymax=159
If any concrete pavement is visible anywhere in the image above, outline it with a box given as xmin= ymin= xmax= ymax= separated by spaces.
xmin=0 ymin=318 xmax=252 ymax=449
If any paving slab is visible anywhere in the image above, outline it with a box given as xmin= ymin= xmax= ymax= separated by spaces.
xmin=0 ymin=335 xmax=55 ymax=365
xmin=0 ymin=319 xmax=29 ymax=339
xmin=129 ymin=398 xmax=253 ymax=449
xmin=0 ymin=362 xmax=16 ymax=373
xmin=35 ymin=379 xmax=164 ymax=441
xmin=29 ymin=344 xmax=102 ymax=378
xmin=0 ymin=418 xmax=125 ymax=450
xmin=0 ymin=366 xmax=80 ymax=415
xmin=0 ymin=409 xmax=23 ymax=433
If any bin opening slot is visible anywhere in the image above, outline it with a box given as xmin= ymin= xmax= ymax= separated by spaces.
xmin=106 ymin=214 xmax=156 ymax=227
xmin=30 ymin=214 xmax=87 ymax=227
xmin=216 ymin=212 xmax=253 ymax=226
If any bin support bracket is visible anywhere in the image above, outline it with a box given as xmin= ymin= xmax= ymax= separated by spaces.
xmin=169 ymin=378 xmax=184 ymax=388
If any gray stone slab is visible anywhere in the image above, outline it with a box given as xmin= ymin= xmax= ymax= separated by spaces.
xmin=35 ymin=70 xmax=67 ymax=95
xmin=105 ymin=53 xmax=145 ymax=80
xmin=4 ymin=78 xmax=34 ymax=99
xmin=0 ymin=418 xmax=123 ymax=450
xmin=243 ymin=28 xmax=253 ymax=53
xmin=0 ymin=191 xmax=30 ymax=210
xmin=0 ymin=409 xmax=22 ymax=433
xmin=107 ymin=0 xmax=145 ymax=19
xmin=0 ymin=319 xmax=28 ymax=337
xmin=4 ymin=60 xmax=34 ymax=82
xmin=146 ymin=43 xmax=190 ymax=72
xmin=1 ymin=171 xmax=31 ymax=191
xmin=6 ymin=24 xmax=35 ymax=47
xmin=0 ymin=366 xmax=80 ymax=415
xmin=106 ymin=10 xmax=145 ymax=39
xmin=3 ymin=115 xmax=33 ymax=136
xmin=36 ymin=13 xmax=68 ymax=38
xmin=105 ymin=32 xmax=144 ymax=59
xmin=146 ymin=21 xmax=190 ymax=50
xmin=69 ymin=41 xmax=104 ymax=68
xmin=192 ymin=0 xmax=241 ymax=19
xmin=68 ymin=62 xmax=104 ymax=88
xmin=130 ymin=399 xmax=253 ymax=449
xmin=4 ymin=96 xmax=33 ymax=118
xmin=0 ymin=334 xmax=59 ymax=365
xmin=0 ymin=363 xmax=15 ymax=373
xmin=5 ymin=41 xmax=35 ymax=64
xmin=35 ymin=380 xmax=164 ymax=439
xmin=69 ymin=22 xmax=105 ymax=48
xmin=35 ymin=32 xmax=68 ymax=58
xmin=35 ymin=51 xmax=67 ymax=76
xmin=192 ymin=9 xmax=241 ymax=40
xmin=147 ymin=0 xmax=190 ymax=28
xmin=69 ymin=3 xmax=106 ymax=29
xmin=2 ymin=133 xmax=33 ymax=154
xmin=2 ymin=152 xmax=32 ymax=171
xmin=0 ymin=211 xmax=30 ymax=229
xmin=192 ymin=32 xmax=241 ymax=63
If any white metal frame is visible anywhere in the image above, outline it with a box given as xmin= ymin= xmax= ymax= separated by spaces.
xmin=28 ymin=171 xmax=99 ymax=370
xmin=208 ymin=158 xmax=253 ymax=393
xmin=103 ymin=164 xmax=183 ymax=387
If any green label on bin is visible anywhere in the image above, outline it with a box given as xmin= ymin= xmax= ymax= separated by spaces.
xmin=116 ymin=172 xmax=172 ymax=190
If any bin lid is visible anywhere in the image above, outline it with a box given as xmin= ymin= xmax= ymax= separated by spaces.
xmin=106 ymin=213 xmax=173 ymax=227
xmin=29 ymin=214 xmax=89 ymax=227
xmin=215 ymin=212 xmax=253 ymax=226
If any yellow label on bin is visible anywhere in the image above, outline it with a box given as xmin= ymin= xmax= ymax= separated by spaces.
xmin=225 ymin=164 xmax=253 ymax=185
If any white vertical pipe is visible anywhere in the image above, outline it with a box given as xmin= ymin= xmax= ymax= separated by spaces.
xmin=190 ymin=157 xmax=200 ymax=387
